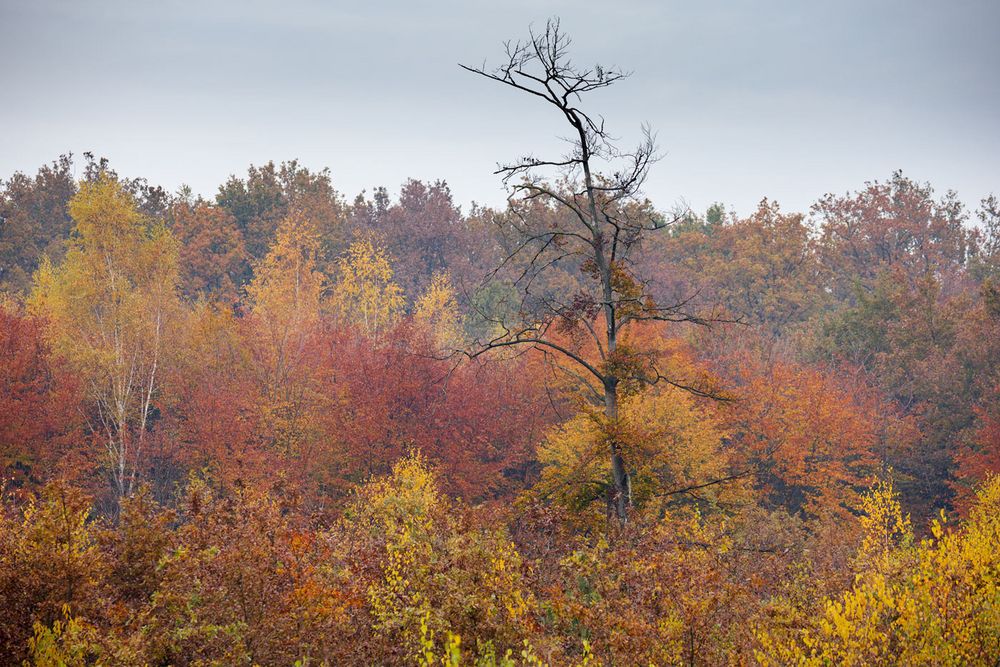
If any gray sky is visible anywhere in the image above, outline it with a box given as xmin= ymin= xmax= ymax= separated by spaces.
xmin=2 ymin=0 xmax=998 ymax=217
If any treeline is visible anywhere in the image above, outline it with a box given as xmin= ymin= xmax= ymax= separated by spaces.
xmin=0 ymin=153 xmax=999 ymax=664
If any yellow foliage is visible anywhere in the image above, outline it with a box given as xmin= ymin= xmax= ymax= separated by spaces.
xmin=247 ymin=209 xmax=326 ymax=339
xmin=246 ymin=211 xmax=328 ymax=456
xmin=756 ymin=475 xmax=1000 ymax=666
xmin=28 ymin=176 xmax=180 ymax=498
xmin=29 ymin=177 xmax=180 ymax=373
xmin=414 ymin=271 xmax=464 ymax=352
xmin=536 ymin=385 xmax=743 ymax=521
xmin=26 ymin=606 xmax=126 ymax=666
xmin=353 ymin=454 xmax=442 ymax=645
xmin=246 ymin=210 xmax=325 ymax=390
xmin=349 ymin=454 xmax=541 ymax=663
xmin=179 ymin=299 xmax=249 ymax=374
xmin=350 ymin=452 xmax=441 ymax=545
xmin=331 ymin=235 xmax=406 ymax=338
xmin=855 ymin=475 xmax=913 ymax=577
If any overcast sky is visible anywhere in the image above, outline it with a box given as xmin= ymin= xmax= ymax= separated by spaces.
xmin=2 ymin=0 xmax=998 ymax=217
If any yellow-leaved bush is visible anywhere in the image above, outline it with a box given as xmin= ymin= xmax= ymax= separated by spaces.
xmin=343 ymin=453 xmax=538 ymax=664
xmin=756 ymin=475 xmax=1000 ymax=666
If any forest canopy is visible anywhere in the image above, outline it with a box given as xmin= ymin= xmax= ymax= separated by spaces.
xmin=0 ymin=20 xmax=998 ymax=667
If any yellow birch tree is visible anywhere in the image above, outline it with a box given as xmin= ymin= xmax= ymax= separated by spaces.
xmin=331 ymin=236 xmax=405 ymax=338
xmin=29 ymin=176 xmax=179 ymax=500
xmin=414 ymin=271 xmax=463 ymax=352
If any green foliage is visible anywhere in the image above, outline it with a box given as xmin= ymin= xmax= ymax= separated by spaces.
xmin=0 ymin=155 xmax=76 ymax=294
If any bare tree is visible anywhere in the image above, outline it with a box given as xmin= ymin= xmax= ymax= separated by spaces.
xmin=462 ymin=19 xmax=725 ymax=526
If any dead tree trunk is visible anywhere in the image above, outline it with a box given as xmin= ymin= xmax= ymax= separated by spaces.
xmin=463 ymin=19 xmax=719 ymax=527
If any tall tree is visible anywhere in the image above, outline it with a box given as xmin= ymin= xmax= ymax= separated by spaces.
xmin=462 ymin=19 xmax=720 ymax=525
xmin=29 ymin=176 xmax=180 ymax=501
xmin=245 ymin=210 xmax=328 ymax=465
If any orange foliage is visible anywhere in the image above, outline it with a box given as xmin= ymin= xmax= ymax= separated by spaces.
xmin=168 ymin=200 xmax=247 ymax=303
xmin=953 ymin=401 xmax=1000 ymax=513
xmin=723 ymin=352 xmax=891 ymax=518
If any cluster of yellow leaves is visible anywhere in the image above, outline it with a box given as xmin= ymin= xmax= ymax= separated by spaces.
xmin=349 ymin=454 xmax=543 ymax=664
xmin=30 ymin=177 xmax=180 ymax=376
xmin=27 ymin=607 xmax=109 ymax=667
xmin=855 ymin=477 xmax=913 ymax=575
xmin=536 ymin=384 xmax=745 ymax=523
xmin=331 ymin=235 xmax=405 ymax=338
xmin=247 ymin=209 xmax=325 ymax=342
xmin=358 ymin=455 xmax=440 ymax=641
xmin=757 ymin=475 xmax=1000 ymax=665
xmin=414 ymin=271 xmax=464 ymax=353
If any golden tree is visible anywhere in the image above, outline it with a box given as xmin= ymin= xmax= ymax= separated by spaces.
xmin=331 ymin=236 xmax=405 ymax=338
xmin=29 ymin=176 xmax=179 ymax=500
xmin=247 ymin=210 xmax=325 ymax=388
xmin=246 ymin=209 xmax=327 ymax=460
xmin=537 ymin=383 xmax=744 ymax=523
xmin=413 ymin=271 xmax=463 ymax=352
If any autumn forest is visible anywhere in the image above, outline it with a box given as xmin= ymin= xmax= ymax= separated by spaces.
xmin=1 ymin=19 xmax=999 ymax=667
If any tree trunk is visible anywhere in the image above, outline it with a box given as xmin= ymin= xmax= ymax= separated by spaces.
xmin=605 ymin=377 xmax=630 ymax=525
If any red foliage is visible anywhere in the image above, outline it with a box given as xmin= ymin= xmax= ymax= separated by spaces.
xmin=163 ymin=359 xmax=272 ymax=491
xmin=351 ymin=180 xmax=491 ymax=299
xmin=815 ymin=171 xmax=972 ymax=298
xmin=719 ymin=348 xmax=894 ymax=518
xmin=318 ymin=322 xmax=553 ymax=500
xmin=0 ymin=308 xmax=83 ymax=493
xmin=157 ymin=312 xmax=278 ymax=493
